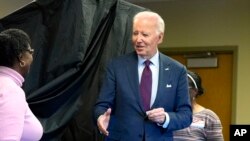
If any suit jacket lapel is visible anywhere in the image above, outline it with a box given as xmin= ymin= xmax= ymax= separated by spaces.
xmin=152 ymin=53 xmax=172 ymax=108
xmin=125 ymin=52 xmax=145 ymax=113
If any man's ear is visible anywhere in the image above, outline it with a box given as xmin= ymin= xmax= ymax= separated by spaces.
xmin=158 ymin=33 xmax=164 ymax=44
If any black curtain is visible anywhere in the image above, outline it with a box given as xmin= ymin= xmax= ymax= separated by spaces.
xmin=0 ymin=0 xmax=146 ymax=140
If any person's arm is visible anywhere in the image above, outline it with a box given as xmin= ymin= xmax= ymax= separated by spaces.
xmin=166 ymin=65 xmax=192 ymax=131
xmin=205 ymin=110 xmax=224 ymax=141
xmin=94 ymin=60 xmax=116 ymax=135
xmin=0 ymin=90 xmax=26 ymax=140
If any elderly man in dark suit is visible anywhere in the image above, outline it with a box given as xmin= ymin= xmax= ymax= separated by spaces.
xmin=94 ymin=11 xmax=192 ymax=141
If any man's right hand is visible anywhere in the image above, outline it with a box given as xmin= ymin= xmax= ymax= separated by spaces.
xmin=97 ymin=108 xmax=111 ymax=136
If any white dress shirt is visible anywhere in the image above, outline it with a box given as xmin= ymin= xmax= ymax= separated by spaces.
xmin=138 ymin=51 xmax=170 ymax=128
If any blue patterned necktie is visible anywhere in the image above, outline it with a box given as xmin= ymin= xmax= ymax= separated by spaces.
xmin=140 ymin=60 xmax=152 ymax=111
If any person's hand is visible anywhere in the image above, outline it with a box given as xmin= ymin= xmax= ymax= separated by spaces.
xmin=97 ymin=108 xmax=111 ymax=136
xmin=146 ymin=108 xmax=166 ymax=124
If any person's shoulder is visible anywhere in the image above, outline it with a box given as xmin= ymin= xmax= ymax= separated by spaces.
xmin=118 ymin=51 xmax=136 ymax=58
xmin=0 ymin=77 xmax=25 ymax=101
xmin=104 ymin=51 xmax=137 ymax=69
xmin=203 ymin=109 xmax=221 ymax=121
xmin=110 ymin=51 xmax=136 ymax=62
xmin=159 ymin=52 xmax=185 ymax=68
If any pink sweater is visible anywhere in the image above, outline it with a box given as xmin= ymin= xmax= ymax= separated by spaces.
xmin=0 ymin=66 xmax=43 ymax=141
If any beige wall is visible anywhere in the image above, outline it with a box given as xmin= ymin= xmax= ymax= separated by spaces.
xmin=0 ymin=0 xmax=32 ymax=18
xmin=134 ymin=0 xmax=250 ymax=124
xmin=1 ymin=0 xmax=250 ymax=123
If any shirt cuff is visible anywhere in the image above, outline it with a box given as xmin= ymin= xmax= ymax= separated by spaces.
xmin=157 ymin=112 xmax=170 ymax=128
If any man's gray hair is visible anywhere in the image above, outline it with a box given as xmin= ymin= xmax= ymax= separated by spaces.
xmin=133 ymin=11 xmax=165 ymax=34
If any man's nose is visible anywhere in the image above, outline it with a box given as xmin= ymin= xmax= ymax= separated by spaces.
xmin=136 ymin=34 xmax=144 ymax=42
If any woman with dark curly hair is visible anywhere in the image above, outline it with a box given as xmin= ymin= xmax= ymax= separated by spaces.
xmin=0 ymin=28 xmax=43 ymax=140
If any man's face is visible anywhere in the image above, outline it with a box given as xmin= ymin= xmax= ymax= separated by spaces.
xmin=132 ymin=17 xmax=163 ymax=59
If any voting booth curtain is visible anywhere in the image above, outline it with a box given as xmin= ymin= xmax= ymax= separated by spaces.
xmin=0 ymin=0 xmax=145 ymax=140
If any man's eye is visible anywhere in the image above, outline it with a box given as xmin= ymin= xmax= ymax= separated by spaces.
xmin=133 ymin=32 xmax=138 ymax=35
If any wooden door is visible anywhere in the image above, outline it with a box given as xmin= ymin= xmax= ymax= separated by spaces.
xmin=164 ymin=52 xmax=232 ymax=141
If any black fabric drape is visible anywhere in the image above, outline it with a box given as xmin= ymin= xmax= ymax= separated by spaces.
xmin=0 ymin=0 xmax=146 ymax=140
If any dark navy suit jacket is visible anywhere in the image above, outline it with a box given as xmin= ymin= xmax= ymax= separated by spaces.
xmin=94 ymin=51 xmax=192 ymax=141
